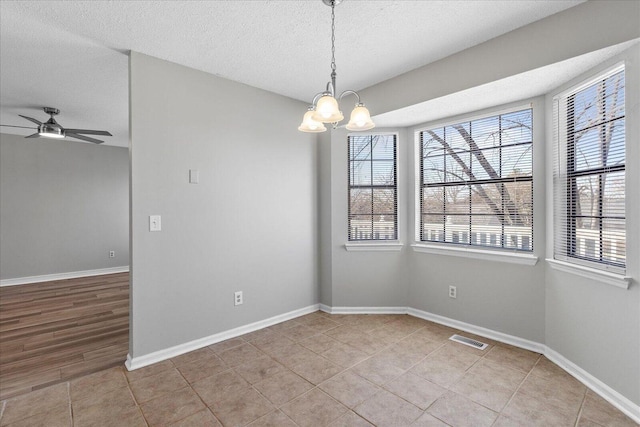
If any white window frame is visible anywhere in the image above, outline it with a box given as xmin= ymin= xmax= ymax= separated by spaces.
xmin=345 ymin=132 xmax=402 ymax=252
xmin=412 ymin=103 xmax=539 ymax=265
xmin=548 ymin=63 xmax=631 ymax=288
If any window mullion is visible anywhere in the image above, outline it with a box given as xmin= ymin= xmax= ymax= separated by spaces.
xmin=554 ymin=68 xmax=626 ymax=272
xmin=348 ymin=134 xmax=397 ymax=242
xmin=369 ymin=136 xmax=374 ymax=239
xmin=419 ymin=108 xmax=533 ymax=251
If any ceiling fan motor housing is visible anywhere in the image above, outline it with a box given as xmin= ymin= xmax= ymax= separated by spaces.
xmin=43 ymin=107 xmax=60 ymax=116
xmin=40 ymin=108 xmax=64 ymax=137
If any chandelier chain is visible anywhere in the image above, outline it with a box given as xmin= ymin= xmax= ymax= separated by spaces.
xmin=330 ymin=1 xmax=336 ymax=73
xmin=298 ymin=0 xmax=375 ymax=132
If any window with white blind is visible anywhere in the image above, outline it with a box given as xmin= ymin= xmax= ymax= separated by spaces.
xmin=419 ymin=108 xmax=533 ymax=251
xmin=348 ymin=134 xmax=397 ymax=241
xmin=553 ymin=67 xmax=626 ymax=273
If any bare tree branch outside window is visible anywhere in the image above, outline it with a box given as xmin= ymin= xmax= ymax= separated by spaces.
xmin=348 ymin=134 xmax=397 ymax=241
xmin=420 ymin=108 xmax=533 ymax=250
xmin=565 ymin=70 xmax=625 ymax=267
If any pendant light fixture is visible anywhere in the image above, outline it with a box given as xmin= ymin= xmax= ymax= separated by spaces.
xmin=298 ymin=0 xmax=375 ymax=133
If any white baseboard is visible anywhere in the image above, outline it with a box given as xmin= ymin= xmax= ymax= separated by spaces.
xmin=0 ymin=266 xmax=130 ymax=287
xmin=319 ymin=303 xmax=332 ymax=313
xmin=407 ymin=307 xmax=547 ymax=354
xmin=545 ymin=348 xmax=640 ymax=423
xmin=125 ymin=304 xmax=320 ymax=371
xmin=322 ymin=304 xmax=639 ymax=423
xmin=123 ymin=300 xmax=638 ymax=423
xmin=321 ymin=305 xmax=544 ymax=353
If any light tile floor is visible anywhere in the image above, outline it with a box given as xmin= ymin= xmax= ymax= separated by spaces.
xmin=0 ymin=312 xmax=636 ymax=426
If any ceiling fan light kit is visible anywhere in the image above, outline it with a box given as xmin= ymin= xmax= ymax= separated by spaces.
xmin=2 ymin=106 xmax=113 ymax=144
xmin=35 ymin=107 xmax=65 ymax=138
xmin=38 ymin=126 xmax=65 ymax=139
xmin=298 ymin=0 xmax=375 ymax=133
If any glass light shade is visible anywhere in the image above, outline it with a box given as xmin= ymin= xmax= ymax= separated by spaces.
xmin=312 ymin=95 xmax=344 ymax=123
xmin=345 ymin=104 xmax=375 ymax=131
xmin=39 ymin=131 xmax=65 ymax=139
xmin=298 ymin=110 xmax=327 ymax=133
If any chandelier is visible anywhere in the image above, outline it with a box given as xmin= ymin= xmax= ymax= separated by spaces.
xmin=298 ymin=0 xmax=375 ymax=133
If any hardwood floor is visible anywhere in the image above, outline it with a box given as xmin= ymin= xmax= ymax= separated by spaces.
xmin=0 ymin=272 xmax=129 ymax=400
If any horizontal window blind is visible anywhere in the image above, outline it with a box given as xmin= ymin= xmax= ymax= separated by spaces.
xmin=554 ymin=68 xmax=626 ymax=272
xmin=419 ymin=108 xmax=533 ymax=251
xmin=348 ymin=134 xmax=397 ymax=241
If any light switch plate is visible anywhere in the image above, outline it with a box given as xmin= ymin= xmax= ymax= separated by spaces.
xmin=149 ymin=215 xmax=162 ymax=231
xmin=189 ymin=169 xmax=199 ymax=184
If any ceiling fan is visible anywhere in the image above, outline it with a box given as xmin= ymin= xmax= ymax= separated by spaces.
xmin=1 ymin=107 xmax=112 ymax=144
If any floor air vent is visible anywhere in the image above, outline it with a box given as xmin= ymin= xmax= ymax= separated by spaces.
xmin=449 ymin=334 xmax=489 ymax=350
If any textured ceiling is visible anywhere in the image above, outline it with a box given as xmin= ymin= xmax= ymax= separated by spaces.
xmin=374 ymin=40 xmax=638 ymax=129
xmin=0 ymin=0 xmax=585 ymax=147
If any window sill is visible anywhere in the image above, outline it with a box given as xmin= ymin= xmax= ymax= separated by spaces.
xmin=546 ymin=259 xmax=631 ymax=289
xmin=344 ymin=242 xmax=403 ymax=252
xmin=411 ymin=243 xmax=538 ymax=266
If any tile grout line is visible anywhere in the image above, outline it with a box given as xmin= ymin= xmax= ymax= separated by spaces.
xmin=311 ymin=321 xmax=448 ymax=423
xmin=132 ymin=322 xmax=436 ymax=426
xmin=249 ymin=321 xmax=345 ymax=426
xmin=243 ymin=353 xmax=307 ymax=426
xmin=364 ymin=321 xmax=457 ymax=424
xmin=2 ymin=312 xmax=633 ymax=426
xmin=425 ymin=338 xmax=543 ymax=426
xmin=252 ymin=315 xmax=398 ymax=426
xmin=122 ymin=366 xmax=150 ymax=426
xmin=428 ymin=338 xmax=497 ymax=423
xmin=493 ymin=353 xmax=542 ymax=426
xmin=0 ymin=319 xmax=463 ymax=425
xmin=174 ymin=363 xmax=219 ymax=427
xmin=66 ymin=381 xmax=72 ymax=426
xmin=573 ymin=385 xmax=589 ymax=427
xmin=215 ymin=338 xmax=315 ymax=426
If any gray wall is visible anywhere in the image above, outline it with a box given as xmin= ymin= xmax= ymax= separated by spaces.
xmin=129 ymin=52 xmax=318 ymax=358
xmin=0 ymin=133 xmax=129 ymax=280
xmin=324 ymin=127 xmax=409 ymax=309
xmin=318 ymin=0 xmax=639 ymax=406
xmin=544 ymin=45 xmax=640 ymax=405
xmin=406 ymin=97 xmax=547 ymax=343
xmin=318 ymin=132 xmax=333 ymax=306
xmin=321 ymin=100 xmax=546 ymax=340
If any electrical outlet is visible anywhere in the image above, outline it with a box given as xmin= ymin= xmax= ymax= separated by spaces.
xmin=449 ymin=285 xmax=457 ymax=299
xmin=234 ymin=291 xmax=243 ymax=306
xmin=109 ymin=251 xmax=115 ymax=258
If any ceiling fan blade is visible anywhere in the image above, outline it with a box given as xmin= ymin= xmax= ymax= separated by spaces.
xmin=18 ymin=115 xmax=43 ymax=126
xmin=66 ymin=132 xmax=104 ymax=144
xmin=64 ymin=129 xmax=112 ymax=136
xmin=25 ymin=133 xmax=40 ymax=138
xmin=0 ymin=124 xmax=38 ymax=130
